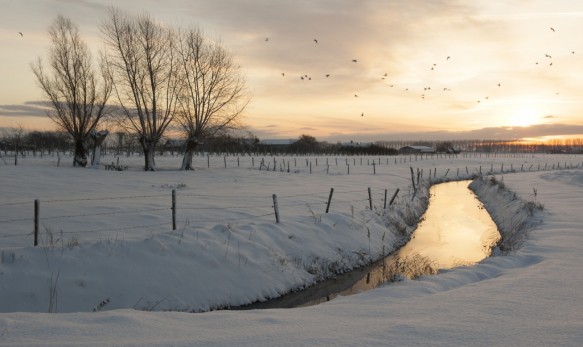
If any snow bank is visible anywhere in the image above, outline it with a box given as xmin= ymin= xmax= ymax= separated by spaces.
xmin=470 ymin=176 xmax=544 ymax=253
xmin=2 ymin=155 xmax=583 ymax=346
xmin=0 ymin=164 xmax=431 ymax=313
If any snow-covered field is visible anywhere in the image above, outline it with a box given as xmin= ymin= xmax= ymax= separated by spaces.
xmin=1 ymin=152 xmax=582 ymax=346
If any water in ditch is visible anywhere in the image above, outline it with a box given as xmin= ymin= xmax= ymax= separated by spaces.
xmin=234 ymin=180 xmax=501 ymax=310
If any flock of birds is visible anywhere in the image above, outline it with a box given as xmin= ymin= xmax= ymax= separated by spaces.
xmin=264 ymin=26 xmax=574 ymax=117
xmin=18 ymin=25 xmax=573 ymax=119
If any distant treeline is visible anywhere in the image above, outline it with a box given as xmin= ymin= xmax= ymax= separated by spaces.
xmin=1 ymin=128 xmax=582 ymax=156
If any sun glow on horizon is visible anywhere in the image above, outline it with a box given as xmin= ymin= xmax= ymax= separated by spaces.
xmin=506 ymin=104 xmax=544 ymax=127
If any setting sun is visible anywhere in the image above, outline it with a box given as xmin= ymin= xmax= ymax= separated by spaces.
xmin=507 ymin=105 xmax=543 ymax=127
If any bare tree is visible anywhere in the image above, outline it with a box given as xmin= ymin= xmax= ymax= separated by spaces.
xmin=101 ymin=8 xmax=180 ymax=171
xmin=31 ymin=15 xmax=112 ymax=167
xmin=175 ymin=27 xmax=249 ymax=170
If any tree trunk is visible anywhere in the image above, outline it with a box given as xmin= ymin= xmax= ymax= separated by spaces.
xmin=141 ymin=137 xmax=157 ymax=171
xmin=180 ymin=138 xmax=198 ymax=170
xmin=90 ymin=130 xmax=109 ymax=168
xmin=73 ymin=138 xmax=88 ymax=167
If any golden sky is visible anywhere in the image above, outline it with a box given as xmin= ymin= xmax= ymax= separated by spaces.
xmin=1 ymin=0 xmax=583 ymax=141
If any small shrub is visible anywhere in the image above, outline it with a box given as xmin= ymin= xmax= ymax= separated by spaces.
xmin=67 ymin=236 xmax=80 ymax=249
xmin=93 ymin=297 xmax=111 ymax=312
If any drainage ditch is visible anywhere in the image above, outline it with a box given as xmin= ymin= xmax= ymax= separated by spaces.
xmin=234 ymin=180 xmax=500 ymax=310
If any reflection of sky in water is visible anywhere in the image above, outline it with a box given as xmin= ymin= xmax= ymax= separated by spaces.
xmin=238 ymin=180 xmax=502 ymax=309
xmin=397 ymin=180 xmax=500 ymax=268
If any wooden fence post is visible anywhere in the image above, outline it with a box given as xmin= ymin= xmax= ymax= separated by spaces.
xmin=326 ymin=188 xmax=334 ymax=213
xmin=207 ymin=155 xmax=210 ymax=168
xmin=389 ymin=188 xmax=400 ymax=205
xmin=373 ymin=162 xmax=376 ymax=175
xmin=410 ymin=167 xmax=416 ymax=192
xmin=34 ymin=199 xmax=39 ymax=246
xmin=383 ymin=189 xmax=388 ymax=209
xmin=272 ymin=194 xmax=280 ymax=223
xmin=368 ymin=187 xmax=373 ymax=210
xmin=172 ymin=190 xmax=176 ymax=230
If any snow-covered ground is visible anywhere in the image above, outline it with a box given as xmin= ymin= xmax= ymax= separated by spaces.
xmin=1 ymin=152 xmax=582 ymax=346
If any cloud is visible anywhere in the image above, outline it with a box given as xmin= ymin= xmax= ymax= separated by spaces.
xmin=252 ymin=124 xmax=583 ymax=142
xmin=312 ymin=123 xmax=583 ymax=142
xmin=53 ymin=0 xmax=108 ymax=12
xmin=0 ymin=101 xmax=50 ymax=118
xmin=185 ymin=0 xmax=478 ymax=97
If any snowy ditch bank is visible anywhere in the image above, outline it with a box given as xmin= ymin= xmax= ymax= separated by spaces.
xmin=0 ymin=166 xmax=543 ymax=314
xmin=233 ymin=179 xmax=511 ymax=309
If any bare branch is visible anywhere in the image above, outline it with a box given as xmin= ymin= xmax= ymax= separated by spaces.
xmin=31 ymin=15 xmax=111 ymax=167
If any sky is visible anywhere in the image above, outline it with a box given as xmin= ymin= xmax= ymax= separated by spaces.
xmin=1 ymin=0 xmax=583 ymax=142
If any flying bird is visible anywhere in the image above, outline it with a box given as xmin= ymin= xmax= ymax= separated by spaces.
xmin=18 ymin=32 xmax=23 ymax=37
xmin=281 ymin=73 xmax=285 ymax=77
xmin=354 ymin=94 xmax=359 ymax=97
xmin=325 ymin=74 xmax=330 ymax=78
xmin=265 ymin=37 xmax=269 ymax=42
xmin=545 ymin=54 xmax=552 ymax=58
xmin=361 ymin=112 xmax=364 ymax=117
xmin=550 ymin=27 xmax=555 ymax=32
xmin=314 ymin=39 xmax=318 ymax=44
xmin=352 ymin=59 xmax=357 ymax=63
xmin=446 ymin=56 xmax=450 ymax=60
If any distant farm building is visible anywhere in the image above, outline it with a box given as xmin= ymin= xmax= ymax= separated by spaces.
xmin=340 ymin=140 xmax=373 ymax=148
xmin=398 ymin=145 xmax=435 ymax=154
